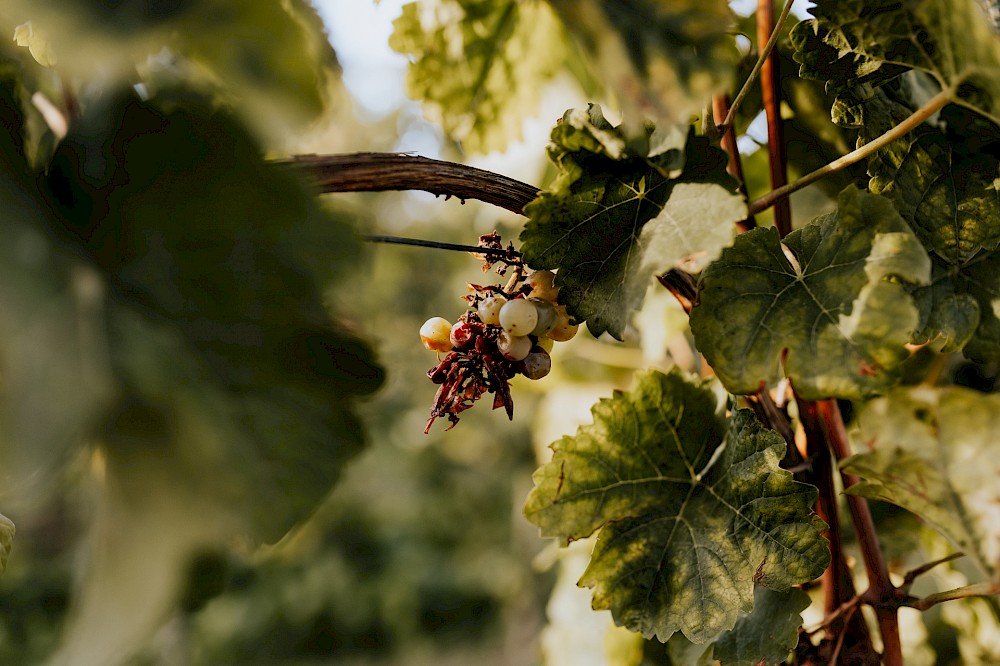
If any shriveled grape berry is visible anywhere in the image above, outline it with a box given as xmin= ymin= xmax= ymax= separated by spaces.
xmin=449 ymin=320 xmax=476 ymax=349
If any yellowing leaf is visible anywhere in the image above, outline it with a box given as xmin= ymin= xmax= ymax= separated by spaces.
xmin=390 ymin=0 xmax=566 ymax=153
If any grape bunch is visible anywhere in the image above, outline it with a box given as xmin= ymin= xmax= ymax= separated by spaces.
xmin=419 ymin=233 xmax=578 ymax=432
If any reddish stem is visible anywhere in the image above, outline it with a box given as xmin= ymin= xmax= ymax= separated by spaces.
xmin=757 ymin=0 xmax=792 ymax=237
xmin=712 ymin=95 xmax=756 ymax=232
xmin=819 ymin=399 xmax=903 ymax=666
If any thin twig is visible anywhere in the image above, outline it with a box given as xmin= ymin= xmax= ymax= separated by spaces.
xmin=902 ymin=552 xmax=965 ymax=589
xmin=720 ymin=0 xmax=796 ymax=132
xmin=712 ymin=95 xmax=756 ymax=232
xmin=362 ymin=235 xmax=521 ymax=257
xmin=904 ymin=582 xmax=1000 ymax=611
xmin=748 ymin=88 xmax=952 ymax=215
xmin=277 ymin=152 xmax=540 ymax=216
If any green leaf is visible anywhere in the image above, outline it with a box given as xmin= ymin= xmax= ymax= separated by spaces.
xmin=690 ymin=186 xmax=931 ymax=399
xmin=853 ymin=83 xmax=1000 ymax=359
xmin=520 ymin=106 xmax=746 ymax=339
xmin=713 ymin=586 xmax=811 ymax=666
xmin=792 ymin=3 xmax=1000 ymax=359
xmin=524 ymin=370 xmax=828 ymax=643
xmin=791 ymin=0 xmax=1000 ymax=125
xmin=0 ymin=513 xmax=12 ymax=575
xmin=843 ymin=386 xmax=1000 ymax=582
xmin=390 ymin=0 xmax=566 ymax=153
xmin=546 ymin=0 xmax=737 ymax=135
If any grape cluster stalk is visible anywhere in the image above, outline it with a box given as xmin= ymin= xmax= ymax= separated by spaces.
xmin=419 ymin=233 xmax=578 ymax=432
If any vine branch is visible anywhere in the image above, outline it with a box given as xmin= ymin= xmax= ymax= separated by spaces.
xmin=277 ymin=152 xmax=540 ymax=216
xmin=904 ymin=582 xmax=1000 ymax=611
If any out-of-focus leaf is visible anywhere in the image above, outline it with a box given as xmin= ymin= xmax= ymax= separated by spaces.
xmin=520 ymin=106 xmax=745 ymax=339
xmin=2 ymin=0 xmax=339 ymax=130
xmin=28 ymin=90 xmax=382 ymax=664
xmin=12 ymin=21 xmax=56 ymax=67
xmin=547 ymin=0 xmax=737 ymax=137
xmin=712 ymin=586 xmax=811 ymax=666
xmin=843 ymin=386 xmax=1000 ymax=581
xmin=390 ymin=0 xmax=566 ymax=153
xmin=791 ymin=0 xmax=1000 ymax=125
xmin=691 ymin=186 xmax=931 ymax=399
xmin=0 ymin=513 xmax=12 ymax=574
xmin=524 ymin=370 xmax=828 ymax=643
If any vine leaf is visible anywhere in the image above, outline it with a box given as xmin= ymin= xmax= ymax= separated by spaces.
xmin=713 ymin=586 xmax=811 ymax=666
xmin=0 ymin=513 xmax=12 ymax=575
xmin=791 ymin=0 xmax=1000 ymax=125
xmin=546 ymin=0 xmax=738 ymax=136
xmin=390 ymin=0 xmax=566 ymax=153
xmin=843 ymin=387 xmax=1000 ymax=582
xmin=792 ymin=2 xmax=1000 ymax=360
xmin=523 ymin=370 xmax=828 ymax=643
xmin=520 ymin=106 xmax=746 ymax=340
xmin=863 ymin=92 xmax=1000 ymax=360
xmin=690 ymin=186 xmax=931 ymax=399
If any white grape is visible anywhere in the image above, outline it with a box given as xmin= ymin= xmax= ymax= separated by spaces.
xmin=529 ymin=298 xmax=558 ymax=336
xmin=477 ymin=294 xmax=506 ymax=325
xmin=535 ymin=336 xmax=554 ymax=353
xmin=499 ymin=298 xmax=538 ymax=335
xmin=520 ymin=348 xmax=551 ymax=380
xmin=420 ymin=317 xmax=453 ymax=352
xmin=497 ymin=331 xmax=532 ymax=361
xmin=527 ymin=270 xmax=558 ymax=301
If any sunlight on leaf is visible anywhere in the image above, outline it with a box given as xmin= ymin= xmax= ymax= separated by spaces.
xmin=691 ymin=186 xmax=931 ymax=399
xmin=844 ymin=386 xmax=1000 ymax=582
xmin=390 ymin=0 xmax=566 ymax=153
xmin=524 ymin=370 xmax=828 ymax=643
xmin=792 ymin=0 xmax=1000 ymax=125
xmin=521 ymin=106 xmax=745 ymax=339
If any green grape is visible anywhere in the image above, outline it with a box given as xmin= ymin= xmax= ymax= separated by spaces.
xmin=498 ymin=330 xmax=532 ymax=361
xmin=499 ymin=298 xmax=538 ymax=335
xmin=420 ymin=317 xmax=453 ymax=352
xmin=478 ymin=294 xmax=506 ymax=325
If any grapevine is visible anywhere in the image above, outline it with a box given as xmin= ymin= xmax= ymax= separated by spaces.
xmin=419 ymin=232 xmax=577 ymax=432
